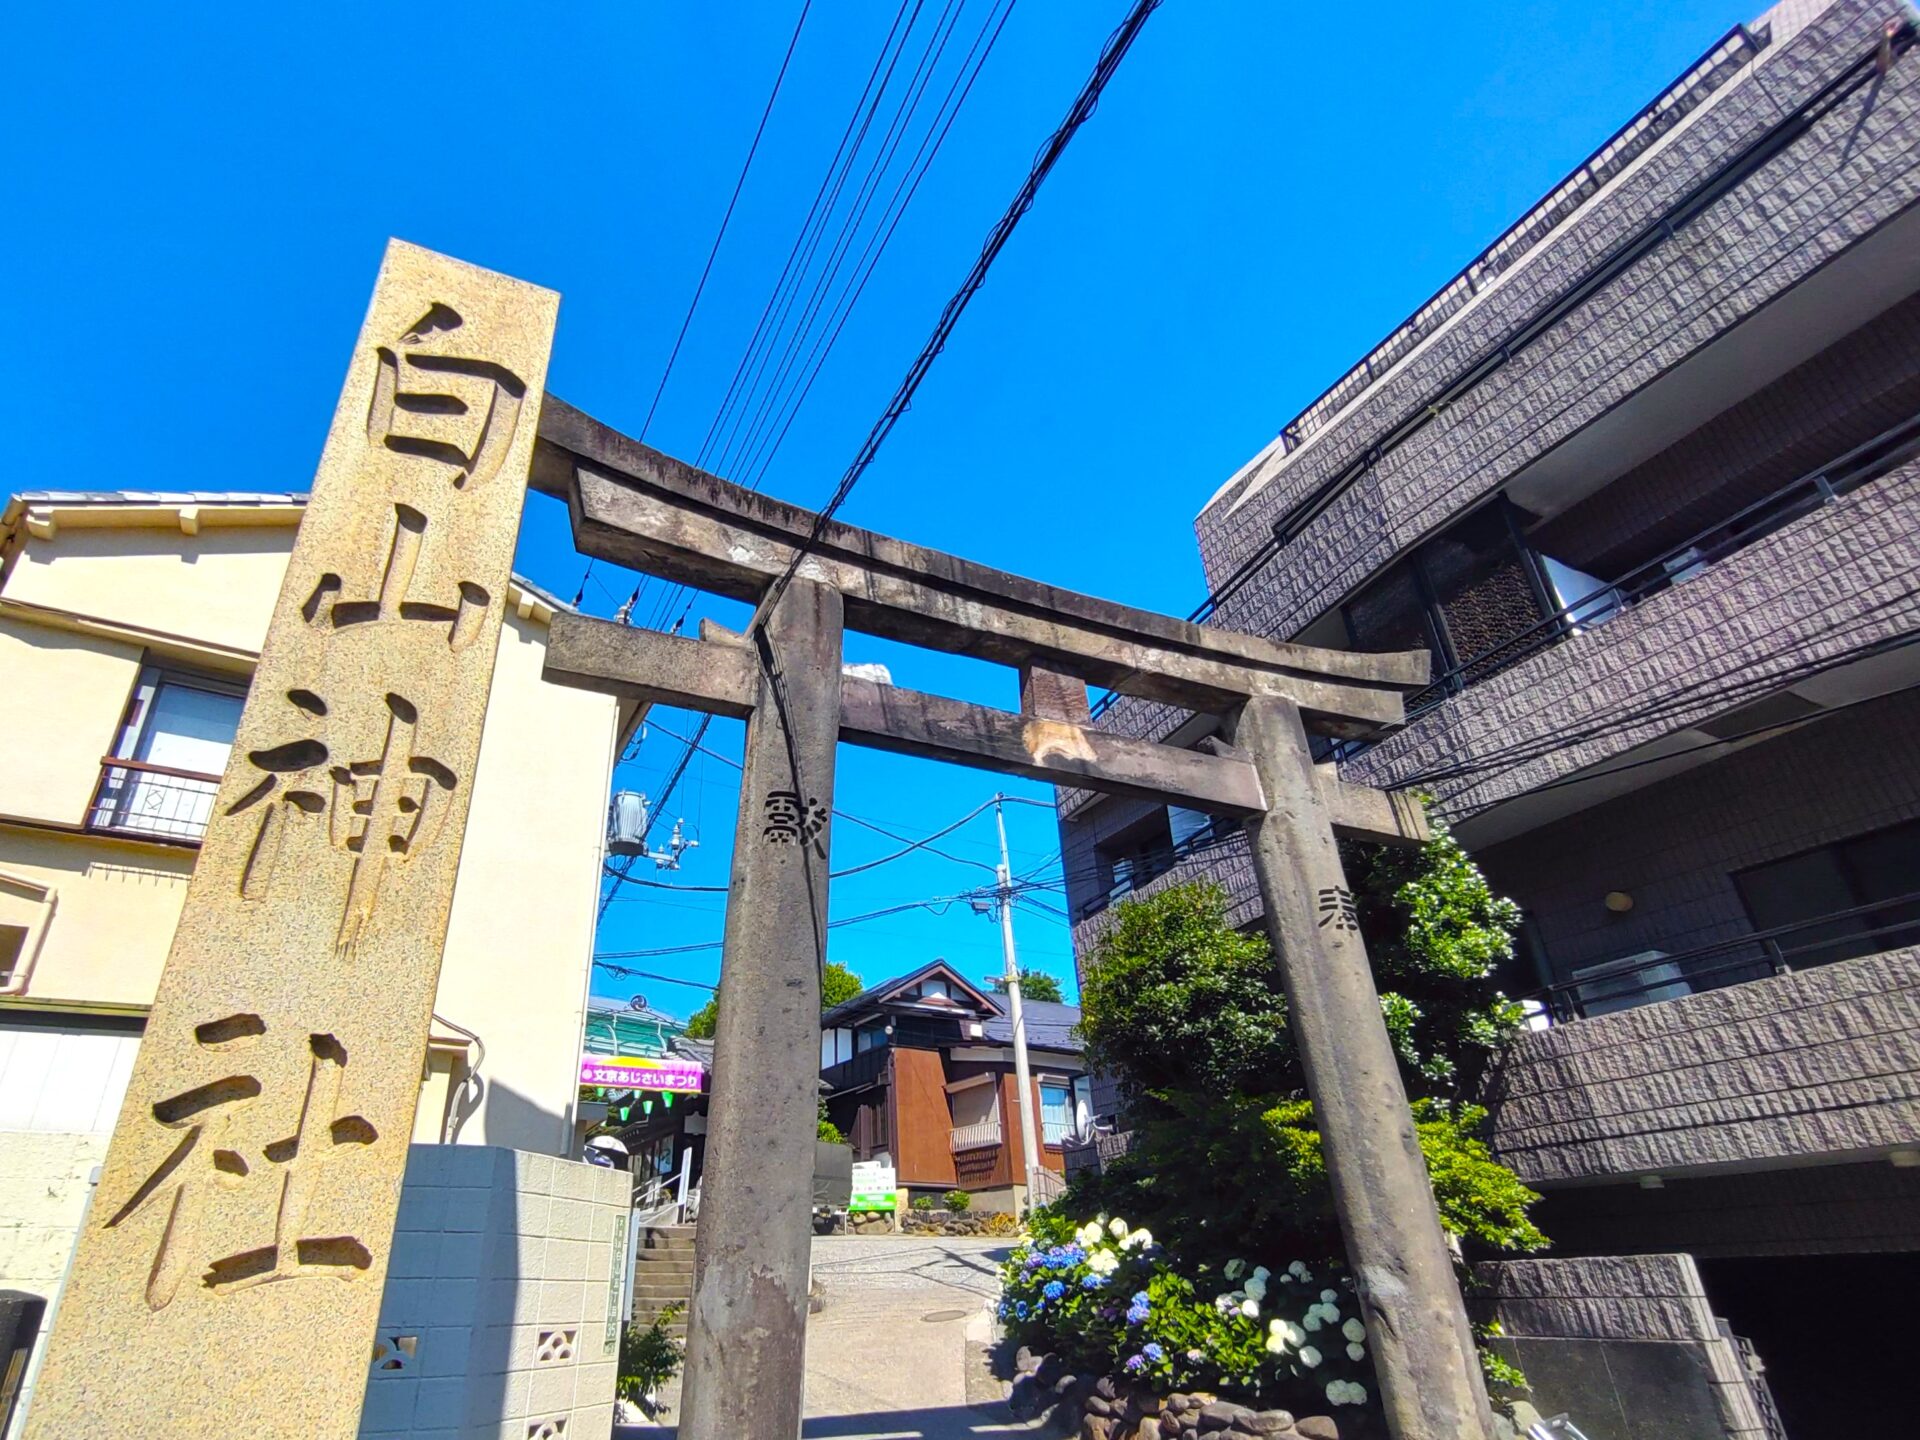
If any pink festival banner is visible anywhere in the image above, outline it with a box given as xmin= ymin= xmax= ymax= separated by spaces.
xmin=579 ymin=1055 xmax=706 ymax=1093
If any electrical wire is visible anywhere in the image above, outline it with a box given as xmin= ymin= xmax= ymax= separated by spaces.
xmin=637 ymin=0 xmax=815 ymax=444
xmin=746 ymin=0 xmax=1164 ymax=638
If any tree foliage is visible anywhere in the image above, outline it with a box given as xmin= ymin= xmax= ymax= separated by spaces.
xmin=1067 ymin=812 xmax=1543 ymax=1273
xmin=681 ymin=960 xmax=865 ymax=1040
xmin=992 ymin=967 xmax=1065 ymax=1003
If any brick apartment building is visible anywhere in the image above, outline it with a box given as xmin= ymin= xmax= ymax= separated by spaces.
xmin=1056 ymin=2 xmax=1920 ymax=1432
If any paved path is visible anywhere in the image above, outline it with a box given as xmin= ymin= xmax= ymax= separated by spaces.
xmin=620 ymin=1233 xmax=1036 ymax=1440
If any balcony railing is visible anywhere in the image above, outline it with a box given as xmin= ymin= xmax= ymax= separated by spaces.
xmin=1535 ymin=890 xmax=1920 ymax=1023
xmin=86 ymin=758 xmax=221 ymax=843
xmin=950 ymin=1119 xmax=1002 ymax=1152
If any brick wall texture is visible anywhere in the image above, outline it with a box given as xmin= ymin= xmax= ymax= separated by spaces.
xmin=1194 ymin=0 xmax=1920 ymax=643
xmin=1484 ymin=947 xmax=1920 ymax=1185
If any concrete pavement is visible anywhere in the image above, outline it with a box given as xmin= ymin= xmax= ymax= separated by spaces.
xmin=618 ymin=1232 xmax=1038 ymax=1440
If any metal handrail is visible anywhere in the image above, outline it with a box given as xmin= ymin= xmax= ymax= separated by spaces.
xmin=86 ymin=757 xmax=223 ymax=843
xmin=1403 ymin=409 xmax=1920 ymax=716
xmin=1534 ymin=889 xmax=1920 ymax=1022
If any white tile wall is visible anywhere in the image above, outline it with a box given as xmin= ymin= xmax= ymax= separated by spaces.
xmin=357 ymin=1145 xmax=630 ymax=1440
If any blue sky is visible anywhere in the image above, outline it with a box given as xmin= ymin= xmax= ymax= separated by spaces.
xmin=3 ymin=0 xmax=1745 ymax=1016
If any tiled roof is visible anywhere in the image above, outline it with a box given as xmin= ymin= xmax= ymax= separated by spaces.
xmin=981 ymin=999 xmax=1083 ymax=1054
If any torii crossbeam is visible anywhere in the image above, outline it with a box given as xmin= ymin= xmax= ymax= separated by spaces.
xmin=536 ymin=396 xmax=1495 ymax=1440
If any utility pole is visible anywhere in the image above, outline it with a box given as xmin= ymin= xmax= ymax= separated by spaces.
xmin=994 ymin=795 xmax=1043 ymax=1197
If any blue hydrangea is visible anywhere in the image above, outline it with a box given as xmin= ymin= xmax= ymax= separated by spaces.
xmin=1143 ymin=1343 xmax=1164 ymax=1362
xmin=1124 ymin=1354 xmax=1146 ymax=1374
xmin=1126 ymin=1303 xmax=1150 ymax=1326
xmin=1014 ymin=1301 xmax=1029 ymax=1320
xmin=1043 ymin=1281 xmax=1066 ymax=1301
xmin=1132 ymin=1291 xmax=1150 ymax=1307
xmin=1081 ymin=1275 xmax=1104 ymax=1290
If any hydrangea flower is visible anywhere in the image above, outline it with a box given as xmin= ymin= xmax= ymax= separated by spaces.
xmin=1286 ymin=1260 xmax=1311 ymax=1281
xmin=1224 ymin=1259 xmax=1246 ymax=1280
xmin=1347 ymin=1342 xmax=1366 ymax=1362
xmin=1186 ymin=1349 xmax=1205 ymax=1364
xmin=1124 ymin=1354 xmax=1146 ymax=1374
xmin=1244 ymin=1274 xmax=1268 ymax=1301
xmin=1014 ymin=1301 xmax=1029 ymax=1319
xmin=1081 ymin=1275 xmax=1104 ymax=1291
xmin=1238 ymin=1298 xmax=1259 ymax=1318
xmin=1122 ymin=1228 xmax=1154 ymax=1251
xmin=1042 ymin=1281 xmax=1065 ymax=1301
xmin=1326 ymin=1379 xmax=1367 ymax=1406
xmin=1142 ymin=1343 xmax=1164 ymax=1362
xmin=1342 ymin=1317 xmax=1366 ymax=1343
xmin=1126 ymin=1302 xmax=1150 ymax=1326
xmin=1109 ymin=1218 xmax=1130 ymax=1239
xmin=1087 ymin=1250 xmax=1120 ymax=1277
xmin=1298 ymin=1345 xmax=1322 ymax=1368
xmin=1320 ymin=1289 xmax=1339 ymax=1303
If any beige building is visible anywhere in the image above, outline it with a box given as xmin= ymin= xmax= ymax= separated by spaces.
xmin=0 ymin=489 xmax=623 ymax=1401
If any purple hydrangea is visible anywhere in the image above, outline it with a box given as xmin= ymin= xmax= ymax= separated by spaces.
xmin=1143 ymin=1343 xmax=1165 ymax=1362
xmin=1126 ymin=1303 xmax=1150 ymax=1326
xmin=1124 ymin=1354 xmax=1147 ymax=1374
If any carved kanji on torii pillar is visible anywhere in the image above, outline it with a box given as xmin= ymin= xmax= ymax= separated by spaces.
xmin=532 ymin=397 xmax=1498 ymax=1440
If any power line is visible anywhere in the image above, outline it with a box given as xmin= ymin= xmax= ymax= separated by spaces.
xmin=637 ymin=0 xmax=815 ymax=443
xmin=747 ymin=0 xmax=1164 ymax=636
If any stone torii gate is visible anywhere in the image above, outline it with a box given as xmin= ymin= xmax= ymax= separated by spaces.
xmin=531 ymin=399 xmax=1497 ymax=1440
xmin=22 ymin=246 xmax=1489 ymax=1440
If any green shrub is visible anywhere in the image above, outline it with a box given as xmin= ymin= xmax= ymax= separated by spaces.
xmin=617 ymin=1303 xmax=683 ymax=1411
xmin=943 ymin=1189 xmax=972 ymax=1214
xmin=910 ymin=1194 xmax=935 ymax=1211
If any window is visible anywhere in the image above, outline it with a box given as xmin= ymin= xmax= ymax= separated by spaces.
xmin=1095 ymin=810 xmax=1175 ymax=907
xmin=1341 ymin=499 xmax=1557 ymax=690
xmin=93 ymin=667 xmax=246 ymax=841
xmin=1733 ymin=820 xmax=1920 ymax=971
xmin=1039 ymin=1082 xmax=1074 ymax=1145
xmin=854 ymin=1021 xmax=888 ymax=1053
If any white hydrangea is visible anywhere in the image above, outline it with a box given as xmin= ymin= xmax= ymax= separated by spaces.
xmin=1109 ymin=1217 xmax=1129 ymax=1239
xmin=1298 ymin=1345 xmax=1322 ymax=1368
xmin=1087 ymin=1249 xmax=1120 ymax=1276
xmin=1075 ymin=1221 xmax=1103 ymax=1247
xmin=1250 ymin=1266 xmax=1271 ymax=1282
xmin=1244 ymin=1275 xmax=1268 ymax=1301
xmin=1347 ymin=1342 xmax=1366 ymax=1362
xmin=1123 ymin=1228 xmax=1153 ymax=1251
xmin=1302 ymin=1311 xmax=1323 ymax=1332
xmin=1268 ymin=1318 xmax=1305 ymax=1351
xmin=1320 ymin=1289 xmax=1338 ymax=1303
xmin=1326 ymin=1379 xmax=1368 ymax=1406
xmin=1286 ymin=1260 xmax=1310 ymax=1280
xmin=1342 ymin=1317 xmax=1367 ymax=1343
xmin=1224 ymin=1259 xmax=1245 ymax=1280
xmin=1239 ymin=1297 xmax=1260 ymax=1318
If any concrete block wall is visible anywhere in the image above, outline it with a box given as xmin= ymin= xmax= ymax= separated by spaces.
xmin=1344 ymin=461 xmax=1920 ymax=818
xmin=1473 ymin=1254 xmax=1767 ymax=1439
xmin=1196 ymin=0 xmax=1920 ymax=643
xmin=1485 ymin=947 xmax=1920 ymax=1185
xmin=356 ymin=1145 xmax=629 ymax=1440
xmin=1476 ymin=686 xmax=1920 ymax=979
